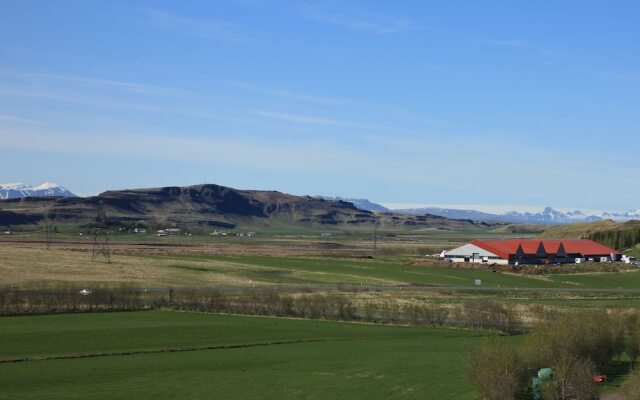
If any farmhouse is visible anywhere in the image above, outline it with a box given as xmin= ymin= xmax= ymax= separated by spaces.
xmin=444 ymin=239 xmax=621 ymax=265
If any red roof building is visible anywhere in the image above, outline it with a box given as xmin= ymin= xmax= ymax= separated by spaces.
xmin=445 ymin=239 xmax=620 ymax=265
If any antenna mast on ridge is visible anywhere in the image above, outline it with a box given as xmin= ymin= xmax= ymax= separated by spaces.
xmin=91 ymin=199 xmax=111 ymax=263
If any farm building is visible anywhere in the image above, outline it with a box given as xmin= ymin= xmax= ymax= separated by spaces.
xmin=444 ymin=239 xmax=621 ymax=265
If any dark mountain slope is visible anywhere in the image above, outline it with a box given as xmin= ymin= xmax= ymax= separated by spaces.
xmin=0 ymin=184 xmax=494 ymax=230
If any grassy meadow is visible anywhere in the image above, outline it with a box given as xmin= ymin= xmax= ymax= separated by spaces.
xmin=1 ymin=229 xmax=639 ymax=399
xmin=3 ymin=243 xmax=640 ymax=290
xmin=0 ymin=310 xmax=494 ymax=400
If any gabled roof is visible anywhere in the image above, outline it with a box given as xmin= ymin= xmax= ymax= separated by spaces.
xmin=470 ymin=239 xmax=619 ymax=260
xmin=470 ymin=240 xmax=523 ymax=260
xmin=542 ymin=240 xmax=563 ymax=255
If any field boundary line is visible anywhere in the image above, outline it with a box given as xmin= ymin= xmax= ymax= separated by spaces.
xmin=0 ymin=333 xmax=489 ymax=365
xmin=0 ymin=339 xmax=331 ymax=364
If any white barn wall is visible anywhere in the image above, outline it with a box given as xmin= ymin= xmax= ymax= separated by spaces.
xmin=444 ymin=243 xmax=509 ymax=265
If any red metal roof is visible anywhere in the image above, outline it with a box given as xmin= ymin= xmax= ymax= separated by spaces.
xmin=541 ymin=240 xmax=563 ymax=255
xmin=560 ymin=240 xmax=620 ymax=256
xmin=470 ymin=239 xmax=619 ymax=260
xmin=469 ymin=239 xmax=522 ymax=260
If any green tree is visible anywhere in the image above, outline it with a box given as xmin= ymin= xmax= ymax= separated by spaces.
xmin=466 ymin=340 xmax=527 ymax=400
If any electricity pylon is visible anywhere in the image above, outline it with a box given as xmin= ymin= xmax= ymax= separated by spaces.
xmin=91 ymin=199 xmax=111 ymax=263
xmin=43 ymin=217 xmax=53 ymax=250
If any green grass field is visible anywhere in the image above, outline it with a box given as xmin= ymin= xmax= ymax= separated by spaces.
xmin=144 ymin=254 xmax=640 ymax=289
xmin=0 ymin=311 xmax=497 ymax=400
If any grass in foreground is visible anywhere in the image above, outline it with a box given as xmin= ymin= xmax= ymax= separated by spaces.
xmin=0 ymin=310 xmax=493 ymax=399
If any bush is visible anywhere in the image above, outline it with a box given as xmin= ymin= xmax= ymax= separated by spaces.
xmin=466 ymin=340 xmax=528 ymax=400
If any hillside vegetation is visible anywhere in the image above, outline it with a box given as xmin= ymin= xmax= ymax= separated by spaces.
xmin=539 ymin=219 xmax=621 ymax=239
xmin=540 ymin=220 xmax=640 ymax=250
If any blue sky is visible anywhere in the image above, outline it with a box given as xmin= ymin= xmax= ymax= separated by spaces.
xmin=1 ymin=1 xmax=639 ymax=212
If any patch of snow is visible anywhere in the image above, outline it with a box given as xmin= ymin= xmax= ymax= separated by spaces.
xmin=0 ymin=182 xmax=76 ymax=199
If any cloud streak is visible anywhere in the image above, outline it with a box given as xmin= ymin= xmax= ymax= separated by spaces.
xmin=0 ymin=114 xmax=41 ymax=125
xmin=475 ymin=38 xmax=529 ymax=48
xmin=252 ymin=110 xmax=423 ymax=135
xmin=297 ymin=3 xmax=413 ymax=33
xmin=0 ymin=129 xmax=384 ymax=180
xmin=0 ymin=85 xmax=259 ymax=126
xmin=253 ymin=110 xmax=377 ymax=129
xmin=234 ymin=82 xmax=407 ymax=114
xmin=474 ymin=39 xmax=571 ymax=59
xmin=146 ymin=9 xmax=247 ymax=42
xmin=0 ymin=69 xmax=181 ymax=96
xmin=3 ymin=127 xmax=637 ymax=201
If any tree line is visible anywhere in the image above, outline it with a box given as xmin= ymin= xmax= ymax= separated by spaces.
xmin=0 ymin=287 xmax=523 ymax=332
xmin=588 ymin=224 xmax=640 ymax=251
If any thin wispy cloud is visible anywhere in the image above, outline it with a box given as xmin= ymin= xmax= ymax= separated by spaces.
xmin=0 ymin=85 xmax=257 ymax=126
xmin=0 ymin=129 xmax=386 ymax=179
xmin=0 ymin=86 xmax=95 ymax=104
xmin=238 ymin=83 xmax=353 ymax=106
xmin=3 ymin=128 xmax=637 ymax=202
xmin=297 ymin=3 xmax=413 ymax=34
xmin=41 ymin=74 xmax=178 ymax=95
xmin=146 ymin=9 xmax=247 ymax=42
xmin=253 ymin=110 xmax=421 ymax=135
xmin=0 ymin=114 xmax=41 ymax=125
xmin=474 ymin=39 xmax=572 ymax=59
xmin=0 ymin=69 xmax=180 ymax=96
xmin=475 ymin=38 xmax=529 ymax=48
xmin=254 ymin=110 xmax=367 ymax=128
xmin=235 ymin=82 xmax=404 ymax=113
xmin=236 ymin=82 xmax=451 ymax=129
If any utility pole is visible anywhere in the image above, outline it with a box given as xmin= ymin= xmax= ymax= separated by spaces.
xmin=91 ymin=199 xmax=111 ymax=263
xmin=372 ymin=224 xmax=378 ymax=255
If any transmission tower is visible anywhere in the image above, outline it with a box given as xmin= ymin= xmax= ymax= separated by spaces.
xmin=91 ymin=199 xmax=111 ymax=263
xmin=372 ymin=222 xmax=379 ymax=255
xmin=43 ymin=217 xmax=53 ymax=250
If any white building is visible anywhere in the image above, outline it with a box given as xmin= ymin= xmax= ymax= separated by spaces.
xmin=443 ymin=239 xmax=620 ymax=266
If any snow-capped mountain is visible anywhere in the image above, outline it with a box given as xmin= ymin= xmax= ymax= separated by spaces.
xmin=0 ymin=182 xmax=76 ymax=199
xmin=601 ymin=209 xmax=640 ymax=220
xmin=501 ymin=207 xmax=603 ymax=224
xmin=394 ymin=205 xmax=640 ymax=224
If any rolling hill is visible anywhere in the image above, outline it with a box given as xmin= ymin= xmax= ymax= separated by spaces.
xmin=539 ymin=219 xmax=640 ymax=250
xmin=538 ymin=219 xmax=625 ymax=239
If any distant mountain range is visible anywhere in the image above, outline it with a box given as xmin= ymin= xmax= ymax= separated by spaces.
xmin=392 ymin=206 xmax=640 ymax=224
xmin=4 ymin=183 xmax=636 ymax=226
xmin=0 ymin=183 xmax=76 ymax=199
xmin=0 ymin=184 xmax=494 ymax=230
xmin=318 ymin=197 xmax=640 ymax=224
